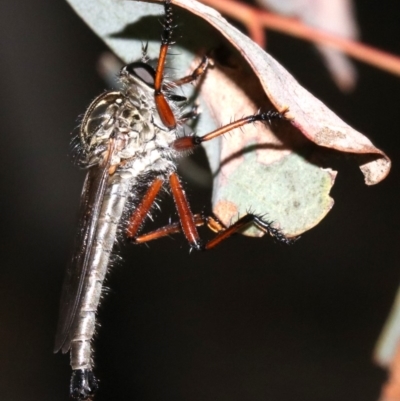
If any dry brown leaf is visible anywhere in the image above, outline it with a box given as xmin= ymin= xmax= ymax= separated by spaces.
xmin=166 ymin=0 xmax=390 ymax=185
xmin=198 ymin=52 xmax=335 ymax=236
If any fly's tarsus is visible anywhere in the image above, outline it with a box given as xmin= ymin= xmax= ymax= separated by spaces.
xmin=161 ymin=0 xmax=174 ymax=46
xmin=251 ymin=109 xmax=286 ymax=124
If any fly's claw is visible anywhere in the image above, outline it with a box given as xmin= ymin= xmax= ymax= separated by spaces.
xmin=250 ymin=213 xmax=295 ymax=245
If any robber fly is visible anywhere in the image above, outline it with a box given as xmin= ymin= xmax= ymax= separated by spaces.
xmin=54 ymin=1 xmax=291 ymax=399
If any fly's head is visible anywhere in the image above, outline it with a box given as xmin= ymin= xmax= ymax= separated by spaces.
xmin=120 ymin=62 xmax=156 ymax=92
xmin=120 ymin=61 xmax=180 ymax=132
xmin=119 ymin=62 xmax=156 ymax=115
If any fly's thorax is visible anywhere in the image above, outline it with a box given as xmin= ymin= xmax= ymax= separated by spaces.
xmin=78 ymin=85 xmax=177 ymax=166
xmin=79 ymin=91 xmax=124 ymax=166
xmin=78 ymin=85 xmax=179 ymax=179
xmin=114 ymin=121 xmax=178 ymax=179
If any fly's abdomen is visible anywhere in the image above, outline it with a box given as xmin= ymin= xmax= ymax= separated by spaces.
xmin=70 ymin=175 xmax=131 ymax=370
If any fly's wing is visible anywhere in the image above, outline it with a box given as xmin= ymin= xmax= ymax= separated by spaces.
xmin=54 ymin=154 xmax=112 ymax=354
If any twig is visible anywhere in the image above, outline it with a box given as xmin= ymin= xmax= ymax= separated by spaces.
xmin=201 ymin=0 xmax=400 ymax=77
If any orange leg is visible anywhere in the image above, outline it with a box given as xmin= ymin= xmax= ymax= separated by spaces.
xmin=133 ymin=212 xmax=293 ymax=249
xmin=126 ymin=178 xmax=164 ymax=238
xmin=204 ymin=214 xmax=294 ymax=249
xmin=169 ymin=172 xmax=203 ymax=250
xmin=153 ymin=3 xmax=211 ymax=129
xmin=134 ymin=213 xmax=225 ymax=244
xmin=125 ymin=177 xmax=292 ymax=248
xmin=173 ymin=110 xmax=285 ymax=151
xmin=169 ymin=56 xmax=210 ymax=88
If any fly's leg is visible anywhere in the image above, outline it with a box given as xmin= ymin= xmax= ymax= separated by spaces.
xmin=203 ymin=214 xmax=294 ymax=249
xmin=168 ymin=56 xmax=210 ymax=88
xmin=126 ymin=178 xmax=164 ymax=239
xmin=180 ymin=104 xmax=200 ymax=123
xmin=167 ymin=57 xmax=210 ymax=123
xmin=126 ymin=174 xmax=293 ymax=249
xmin=127 ymin=173 xmax=211 ymax=251
xmin=170 ymin=57 xmax=209 ymax=123
xmin=134 ymin=212 xmax=293 ymax=248
xmin=154 ymin=1 xmax=211 ymax=128
xmin=125 ymin=174 xmax=215 ymax=251
xmin=168 ymin=172 xmax=203 ymax=250
xmin=133 ymin=213 xmax=220 ymax=244
xmin=128 ymin=1 xmax=289 ymax=250
xmin=168 ymin=108 xmax=291 ymax=247
xmin=173 ymin=110 xmax=286 ymax=151
xmin=154 ymin=0 xmax=176 ymax=129
xmin=163 ymin=56 xmax=209 ymax=122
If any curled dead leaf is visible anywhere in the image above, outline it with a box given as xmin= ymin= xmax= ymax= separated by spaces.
xmin=199 ymin=52 xmax=336 ymax=236
xmin=167 ymin=0 xmax=390 ymax=185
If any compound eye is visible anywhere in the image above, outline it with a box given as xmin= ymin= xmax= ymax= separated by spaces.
xmin=125 ymin=62 xmax=155 ymax=86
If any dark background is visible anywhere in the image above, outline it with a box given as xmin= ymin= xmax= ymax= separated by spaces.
xmin=0 ymin=1 xmax=399 ymax=400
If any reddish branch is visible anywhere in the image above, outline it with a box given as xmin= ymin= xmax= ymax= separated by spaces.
xmin=201 ymin=0 xmax=400 ymax=78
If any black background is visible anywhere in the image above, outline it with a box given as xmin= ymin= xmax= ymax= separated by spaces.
xmin=0 ymin=1 xmax=399 ymax=400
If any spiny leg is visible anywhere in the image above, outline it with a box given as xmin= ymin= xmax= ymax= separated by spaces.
xmin=204 ymin=213 xmax=294 ymax=249
xmin=173 ymin=110 xmax=285 ymax=151
xmin=169 ymin=172 xmax=203 ymax=250
xmin=163 ymin=56 xmax=209 ymax=116
xmin=154 ymin=0 xmax=176 ymax=129
xmin=178 ymin=104 xmax=200 ymax=125
xmin=169 ymin=56 xmax=210 ymax=87
xmin=127 ymin=172 xmax=204 ymax=249
xmin=169 ymin=56 xmax=209 ymax=124
xmin=126 ymin=178 xmax=164 ymax=238
xmin=125 ymin=177 xmax=293 ymax=249
xmin=134 ymin=213 xmax=224 ymax=244
xmin=154 ymin=2 xmax=211 ymax=128
xmin=134 ymin=211 xmax=293 ymax=249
